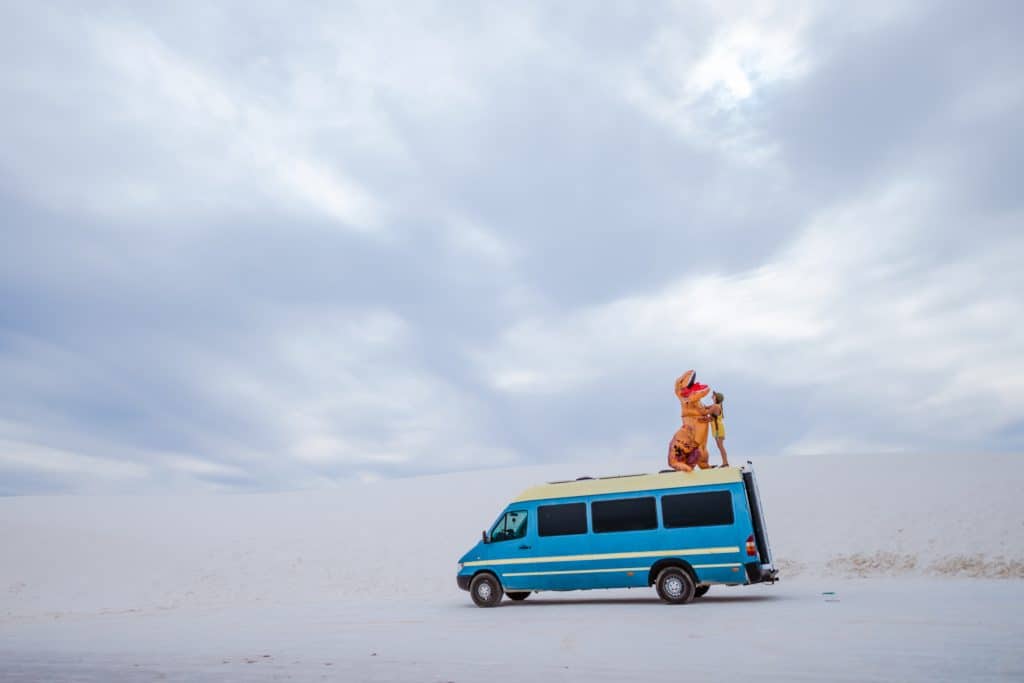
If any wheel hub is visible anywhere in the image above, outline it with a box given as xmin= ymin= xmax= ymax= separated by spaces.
xmin=665 ymin=576 xmax=684 ymax=598
xmin=477 ymin=582 xmax=492 ymax=600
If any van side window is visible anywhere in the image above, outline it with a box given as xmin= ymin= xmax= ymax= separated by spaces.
xmin=661 ymin=491 xmax=734 ymax=528
xmin=592 ymin=497 xmax=657 ymax=533
xmin=538 ymin=502 xmax=588 ymax=536
xmin=490 ymin=510 xmax=528 ymax=542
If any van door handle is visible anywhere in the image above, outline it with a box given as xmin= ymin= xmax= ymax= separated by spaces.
xmin=518 ymin=544 xmax=531 ymax=550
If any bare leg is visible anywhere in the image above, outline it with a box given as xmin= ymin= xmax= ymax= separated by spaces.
xmin=715 ymin=437 xmax=729 ymax=467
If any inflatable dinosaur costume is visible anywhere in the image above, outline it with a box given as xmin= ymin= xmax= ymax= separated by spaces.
xmin=667 ymin=369 xmax=717 ymax=471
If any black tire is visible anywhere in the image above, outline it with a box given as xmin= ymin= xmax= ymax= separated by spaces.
xmin=655 ymin=567 xmax=696 ymax=604
xmin=694 ymin=585 xmax=710 ymax=598
xmin=470 ymin=573 xmax=503 ymax=607
xmin=506 ymin=591 xmax=530 ymax=601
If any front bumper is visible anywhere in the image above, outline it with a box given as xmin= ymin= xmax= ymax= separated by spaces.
xmin=457 ymin=574 xmax=472 ymax=591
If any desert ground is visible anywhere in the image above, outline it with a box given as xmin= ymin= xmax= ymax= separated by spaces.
xmin=2 ymin=453 xmax=1022 ymax=681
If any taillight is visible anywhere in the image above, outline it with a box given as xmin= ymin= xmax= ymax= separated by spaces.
xmin=746 ymin=534 xmax=757 ymax=557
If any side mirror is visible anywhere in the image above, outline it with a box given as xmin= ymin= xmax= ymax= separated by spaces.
xmin=481 ymin=530 xmax=489 ymax=544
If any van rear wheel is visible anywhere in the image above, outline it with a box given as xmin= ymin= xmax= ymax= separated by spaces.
xmin=656 ymin=567 xmax=696 ymax=604
xmin=470 ymin=573 xmax=503 ymax=607
xmin=506 ymin=591 xmax=530 ymax=601
xmin=694 ymin=585 xmax=710 ymax=598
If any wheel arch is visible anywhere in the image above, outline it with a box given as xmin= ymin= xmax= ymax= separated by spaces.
xmin=471 ymin=568 xmax=502 ymax=585
xmin=648 ymin=558 xmax=697 ymax=587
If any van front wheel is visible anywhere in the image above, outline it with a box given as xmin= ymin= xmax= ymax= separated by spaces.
xmin=656 ymin=567 xmax=695 ymax=604
xmin=470 ymin=573 xmax=503 ymax=607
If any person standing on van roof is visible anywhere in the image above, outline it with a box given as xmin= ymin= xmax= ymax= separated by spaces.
xmin=710 ymin=391 xmax=728 ymax=467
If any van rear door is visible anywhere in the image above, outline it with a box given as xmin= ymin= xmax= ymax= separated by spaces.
xmin=742 ymin=463 xmax=778 ymax=582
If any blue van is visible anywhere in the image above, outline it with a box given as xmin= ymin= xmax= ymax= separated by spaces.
xmin=456 ymin=463 xmax=777 ymax=606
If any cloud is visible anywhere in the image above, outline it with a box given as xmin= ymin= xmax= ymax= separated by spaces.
xmin=0 ymin=10 xmax=386 ymax=231
xmin=0 ymin=306 xmax=522 ymax=493
xmin=780 ymin=434 xmax=909 ymax=457
xmin=1 ymin=1 xmax=1022 ymax=493
xmin=477 ymin=179 xmax=1024 ymax=451
xmin=443 ymin=214 xmax=520 ymax=268
xmin=615 ymin=1 xmax=814 ymax=163
xmin=0 ymin=437 xmax=149 ymax=484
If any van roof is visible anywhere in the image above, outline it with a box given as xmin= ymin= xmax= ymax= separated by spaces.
xmin=512 ymin=467 xmax=742 ymax=502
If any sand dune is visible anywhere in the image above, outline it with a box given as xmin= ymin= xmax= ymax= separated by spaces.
xmin=2 ymin=452 xmax=1020 ymax=620
xmin=2 ymin=453 xmax=1023 ymax=681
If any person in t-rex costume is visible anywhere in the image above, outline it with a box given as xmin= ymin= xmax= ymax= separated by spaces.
xmin=667 ymin=370 xmax=720 ymax=471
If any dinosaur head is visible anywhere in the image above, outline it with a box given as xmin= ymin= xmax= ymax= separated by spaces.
xmin=683 ymin=383 xmax=710 ymax=401
xmin=676 ymin=369 xmax=709 ymax=402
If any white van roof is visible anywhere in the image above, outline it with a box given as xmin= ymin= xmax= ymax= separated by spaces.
xmin=512 ymin=467 xmax=742 ymax=503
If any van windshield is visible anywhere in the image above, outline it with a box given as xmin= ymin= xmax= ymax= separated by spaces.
xmin=490 ymin=510 xmax=528 ymax=542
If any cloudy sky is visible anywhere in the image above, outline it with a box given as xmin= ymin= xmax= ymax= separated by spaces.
xmin=1 ymin=1 xmax=1021 ymax=494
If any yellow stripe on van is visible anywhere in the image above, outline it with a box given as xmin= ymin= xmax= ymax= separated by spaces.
xmin=504 ymin=563 xmax=744 ymax=578
xmin=462 ymin=546 xmax=739 ymax=567
xmin=504 ymin=566 xmax=650 ymax=577
xmin=512 ymin=467 xmax=741 ymax=502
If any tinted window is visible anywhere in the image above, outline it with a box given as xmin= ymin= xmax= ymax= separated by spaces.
xmin=592 ymin=497 xmax=657 ymax=533
xmin=662 ymin=491 xmax=734 ymax=528
xmin=490 ymin=510 xmax=528 ymax=542
xmin=538 ymin=502 xmax=588 ymax=537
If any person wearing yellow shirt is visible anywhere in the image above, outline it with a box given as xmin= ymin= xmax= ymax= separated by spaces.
xmin=710 ymin=391 xmax=728 ymax=467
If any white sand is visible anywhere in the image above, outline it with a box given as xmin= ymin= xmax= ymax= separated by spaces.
xmin=1 ymin=452 xmax=1022 ymax=680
